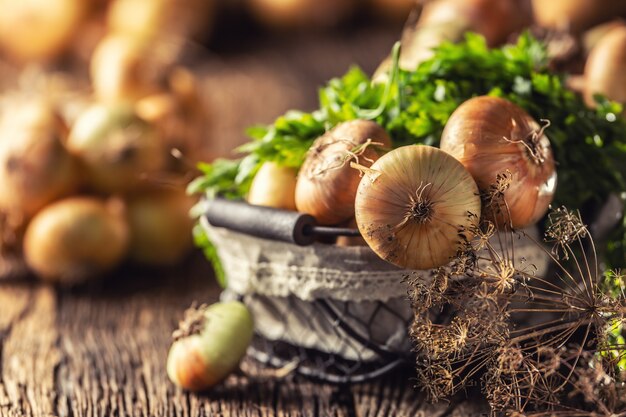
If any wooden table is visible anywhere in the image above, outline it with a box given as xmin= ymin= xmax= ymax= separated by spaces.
xmin=0 ymin=254 xmax=487 ymax=417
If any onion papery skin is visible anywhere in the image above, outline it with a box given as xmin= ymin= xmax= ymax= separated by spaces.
xmin=355 ymin=145 xmax=481 ymax=270
xmin=295 ymin=120 xmax=391 ymax=225
xmin=440 ymin=96 xmax=557 ymax=229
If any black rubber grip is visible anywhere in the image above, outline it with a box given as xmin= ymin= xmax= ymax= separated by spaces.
xmin=204 ymin=198 xmax=317 ymax=245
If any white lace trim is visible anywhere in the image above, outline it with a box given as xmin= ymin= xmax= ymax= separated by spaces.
xmin=202 ymin=218 xmax=550 ymax=302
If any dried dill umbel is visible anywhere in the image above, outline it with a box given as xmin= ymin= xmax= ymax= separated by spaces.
xmin=407 ymin=194 xmax=626 ymax=415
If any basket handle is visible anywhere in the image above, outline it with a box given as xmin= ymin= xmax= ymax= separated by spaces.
xmin=204 ymin=198 xmax=360 ymax=246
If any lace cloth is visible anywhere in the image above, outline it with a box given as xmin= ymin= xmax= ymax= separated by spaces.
xmin=203 ymin=217 xmax=550 ymax=303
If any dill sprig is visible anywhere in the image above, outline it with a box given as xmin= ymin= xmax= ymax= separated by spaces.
xmin=407 ymin=188 xmax=626 ymax=415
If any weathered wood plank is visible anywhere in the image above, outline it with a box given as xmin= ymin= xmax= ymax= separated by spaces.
xmin=0 ymin=283 xmax=60 ymax=417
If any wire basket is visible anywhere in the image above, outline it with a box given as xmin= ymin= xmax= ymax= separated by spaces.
xmin=201 ymin=201 xmax=551 ymax=383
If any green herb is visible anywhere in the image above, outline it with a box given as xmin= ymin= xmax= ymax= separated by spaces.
xmin=192 ymin=223 xmax=226 ymax=288
xmin=190 ymin=32 xmax=626 ymax=269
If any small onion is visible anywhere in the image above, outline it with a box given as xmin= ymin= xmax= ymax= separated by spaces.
xmin=355 ymin=145 xmax=481 ymax=270
xmin=167 ymin=301 xmax=254 ymax=391
xmin=23 ymin=197 xmax=129 ymax=284
xmin=584 ymin=25 xmax=626 ymax=107
xmin=295 ymin=120 xmax=391 ymax=225
xmin=247 ymin=162 xmax=298 ymax=211
xmin=67 ymin=102 xmax=165 ymax=193
xmin=440 ymin=96 xmax=557 ymax=229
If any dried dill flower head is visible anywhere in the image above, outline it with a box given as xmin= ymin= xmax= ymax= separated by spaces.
xmin=406 ymin=200 xmax=626 ymax=416
xmin=544 ymin=206 xmax=588 ymax=260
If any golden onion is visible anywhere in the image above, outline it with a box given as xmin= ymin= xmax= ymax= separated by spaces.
xmin=355 ymin=145 xmax=481 ymax=270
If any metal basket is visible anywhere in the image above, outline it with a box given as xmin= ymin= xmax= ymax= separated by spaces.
xmin=201 ymin=199 xmax=551 ymax=383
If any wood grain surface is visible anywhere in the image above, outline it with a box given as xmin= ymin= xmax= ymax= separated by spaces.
xmin=0 ymin=20 xmax=491 ymax=417
xmin=0 ymin=254 xmax=487 ymax=417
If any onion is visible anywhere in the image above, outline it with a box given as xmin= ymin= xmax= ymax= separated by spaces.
xmin=248 ymin=0 xmax=356 ymax=29
xmin=531 ymin=0 xmax=626 ymax=34
xmin=67 ymin=102 xmax=165 ymax=193
xmin=90 ymin=34 xmax=160 ymax=102
xmin=0 ymin=0 xmax=87 ymax=62
xmin=355 ymin=145 xmax=481 ymax=270
xmin=126 ymin=190 xmax=194 ymax=265
xmin=295 ymin=120 xmax=391 ymax=225
xmin=23 ymin=197 xmax=129 ymax=284
xmin=440 ymin=96 xmax=557 ymax=228
xmin=584 ymin=24 xmax=626 ymax=107
xmin=167 ymin=301 xmax=254 ymax=391
xmin=0 ymin=99 xmax=78 ymax=220
xmin=247 ymin=162 xmax=298 ymax=210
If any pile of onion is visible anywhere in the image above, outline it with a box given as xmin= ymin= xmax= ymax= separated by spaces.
xmin=295 ymin=119 xmax=391 ymax=225
xmin=355 ymin=145 xmax=481 ymax=270
xmin=439 ymin=96 xmax=557 ymax=229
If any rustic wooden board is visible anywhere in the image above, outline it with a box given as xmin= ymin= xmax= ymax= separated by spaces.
xmin=0 ymin=255 xmax=486 ymax=417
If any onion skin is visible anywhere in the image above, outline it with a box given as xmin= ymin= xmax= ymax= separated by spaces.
xmin=584 ymin=25 xmax=626 ymax=107
xmin=23 ymin=197 xmax=129 ymax=284
xmin=67 ymin=102 xmax=165 ymax=193
xmin=126 ymin=190 xmax=194 ymax=265
xmin=440 ymin=96 xmax=557 ymax=229
xmin=0 ymin=100 xmax=78 ymax=220
xmin=355 ymin=145 xmax=481 ymax=270
xmin=247 ymin=162 xmax=298 ymax=211
xmin=295 ymin=120 xmax=391 ymax=225
xmin=167 ymin=302 xmax=254 ymax=391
